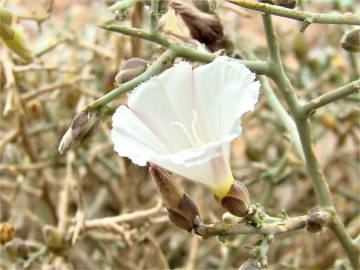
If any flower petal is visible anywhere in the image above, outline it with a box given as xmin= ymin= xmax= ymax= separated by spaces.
xmin=127 ymin=61 xmax=198 ymax=152
xmin=111 ymin=106 xmax=169 ymax=166
xmin=193 ymin=56 xmax=260 ymax=141
xmin=151 ymin=141 xmax=232 ymax=190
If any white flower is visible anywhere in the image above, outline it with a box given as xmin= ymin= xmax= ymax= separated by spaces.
xmin=111 ymin=56 xmax=260 ymax=198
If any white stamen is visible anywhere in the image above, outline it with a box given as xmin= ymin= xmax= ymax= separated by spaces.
xmin=171 ymin=122 xmax=196 ymax=146
xmin=171 ymin=111 xmax=204 ymax=147
xmin=191 ymin=110 xmax=204 ymax=145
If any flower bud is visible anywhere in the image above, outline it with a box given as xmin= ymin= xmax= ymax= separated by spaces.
xmin=0 ymin=7 xmax=13 ymax=26
xmin=115 ymin=58 xmax=148 ymax=84
xmin=42 ymin=225 xmax=66 ymax=249
xmin=341 ymin=28 xmax=360 ymax=53
xmin=305 ymin=207 xmax=330 ymax=233
xmin=170 ymin=1 xmax=225 ymax=52
xmin=0 ymin=23 xmax=34 ymax=63
xmin=4 ymin=238 xmax=29 ymax=258
xmin=220 ymin=181 xmax=250 ymax=217
xmin=58 ymin=110 xmax=101 ymax=154
xmin=167 ymin=194 xmax=201 ymax=232
xmin=26 ymin=99 xmax=44 ymax=119
xmin=149 ymin=164 xmax=200 ymax=231
xmin=0 ymin=222 xmax=15 ymax=244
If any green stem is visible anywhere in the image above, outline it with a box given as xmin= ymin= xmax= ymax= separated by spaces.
xmin=227 ymin=0 xmax=360 ymax=25
xmin=300 ymin=79 xmax=360 ymax=116
xmin=262 ymin=14 xmax=359 ymax=268
xmin=109 ymin=0 xmax=140 ymax=12
xmin=328 ymin=216 xmax=360 ymax=269
xmin=294 ymin=117 xmax=334 ymax=208
xmin=100 ymin=24 xmax=170 ymax=47
xmin=259 ymin=76 xmax=303 ymax=159
xmin=102 ymin=25 xmax=269 ymax=74
xmin=262 ymin=13 xmax=333 ymax=208
xmin=262 ymin=15 xmax=301 ymax=115
xmin=196 ymin=215 xmax=307 ymax=237
xmin=150 ymin=0 xmax=160 ymax=31
xmin=170 ymin=44 xmax=269 ymax=74
xmin=85 ymin=49 xmax=176 ymax=111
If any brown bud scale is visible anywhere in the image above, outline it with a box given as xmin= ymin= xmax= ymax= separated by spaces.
xmin=221 ymin=181 xmax=250 ymax=217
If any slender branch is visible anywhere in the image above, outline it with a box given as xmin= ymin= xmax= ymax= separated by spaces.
xmin=85 ymin=49 xmax=176 ymax=111
xmin=100 ymin=24 xmax=170 ymax=47
xmin=150 ymin=0 xmax=160 ymax=31
xmin=170 ymin=44 xmax=269 ymax=74
xmin=301 ymin=79 xmax=360 ymax=116
xmin=227 ymin=0 xmax=360 ymax=25
xmin=86 ymin=25 xmax=268 ymax=111
xmin=195 ymin=215 xmax=307 ymax=237
xmin=101 ymin=24 xmax=269 ymax=74
xmin=262 ymin=15 xmax=300 ymax=113
xmin=262 ymin=14 xmax=359 ymax=268
xmin=262 ymin=14 xmax=333 ymax=208
xmin=259 ymin=76 xmax=304 ymax=159
xmin=109 ymin=0 xmax=140 ymax=12
xmin=84 ymin=201 xmax=164 ymax=229
xmin=328 ymin=216 xmax=360 ymax=268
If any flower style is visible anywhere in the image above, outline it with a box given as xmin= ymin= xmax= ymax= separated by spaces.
xmin=111 ymin=56 xmax=260 ymax=199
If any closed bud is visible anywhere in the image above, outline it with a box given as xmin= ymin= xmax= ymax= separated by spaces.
xmin=115 ymin=58 xmax=148 ymax=84
xmin=220 ymin=181 xmax=250 ymax=217
xmin=58 ymin=110 xmax=101 ymax=154
xmin=305 ymin=207 xmax=330 ymax=233
xmin=167 ymin=194 xmax=201 ymax=232
xmin=4 ymin=238 xmax=29 ymax=258
xmin=42 ymin=225 xmax=66 ymax=249
xmin=0 ymin=22 xmax=13 ymax=39
xmin=0 ymin=23 xmax=34 ymax=63
xmin=320 ymin=114 xmax=336 ymax=129
xmin=149 ymin=163 xmax=182 ymax=209
xmin=170 ymin=1 xmax=225 ymax=52
xmin=26 ymin=99 xmax=44 ymax=119
xmin=0 ymin=222 xmax=15 ymax=244
xmin=0 ymin=7 xmax=13 ymax=25
xmin=149 ymin=164 xmax=200 ymax=231
xmin=341 ymin=28 xmax=360 ymax=53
